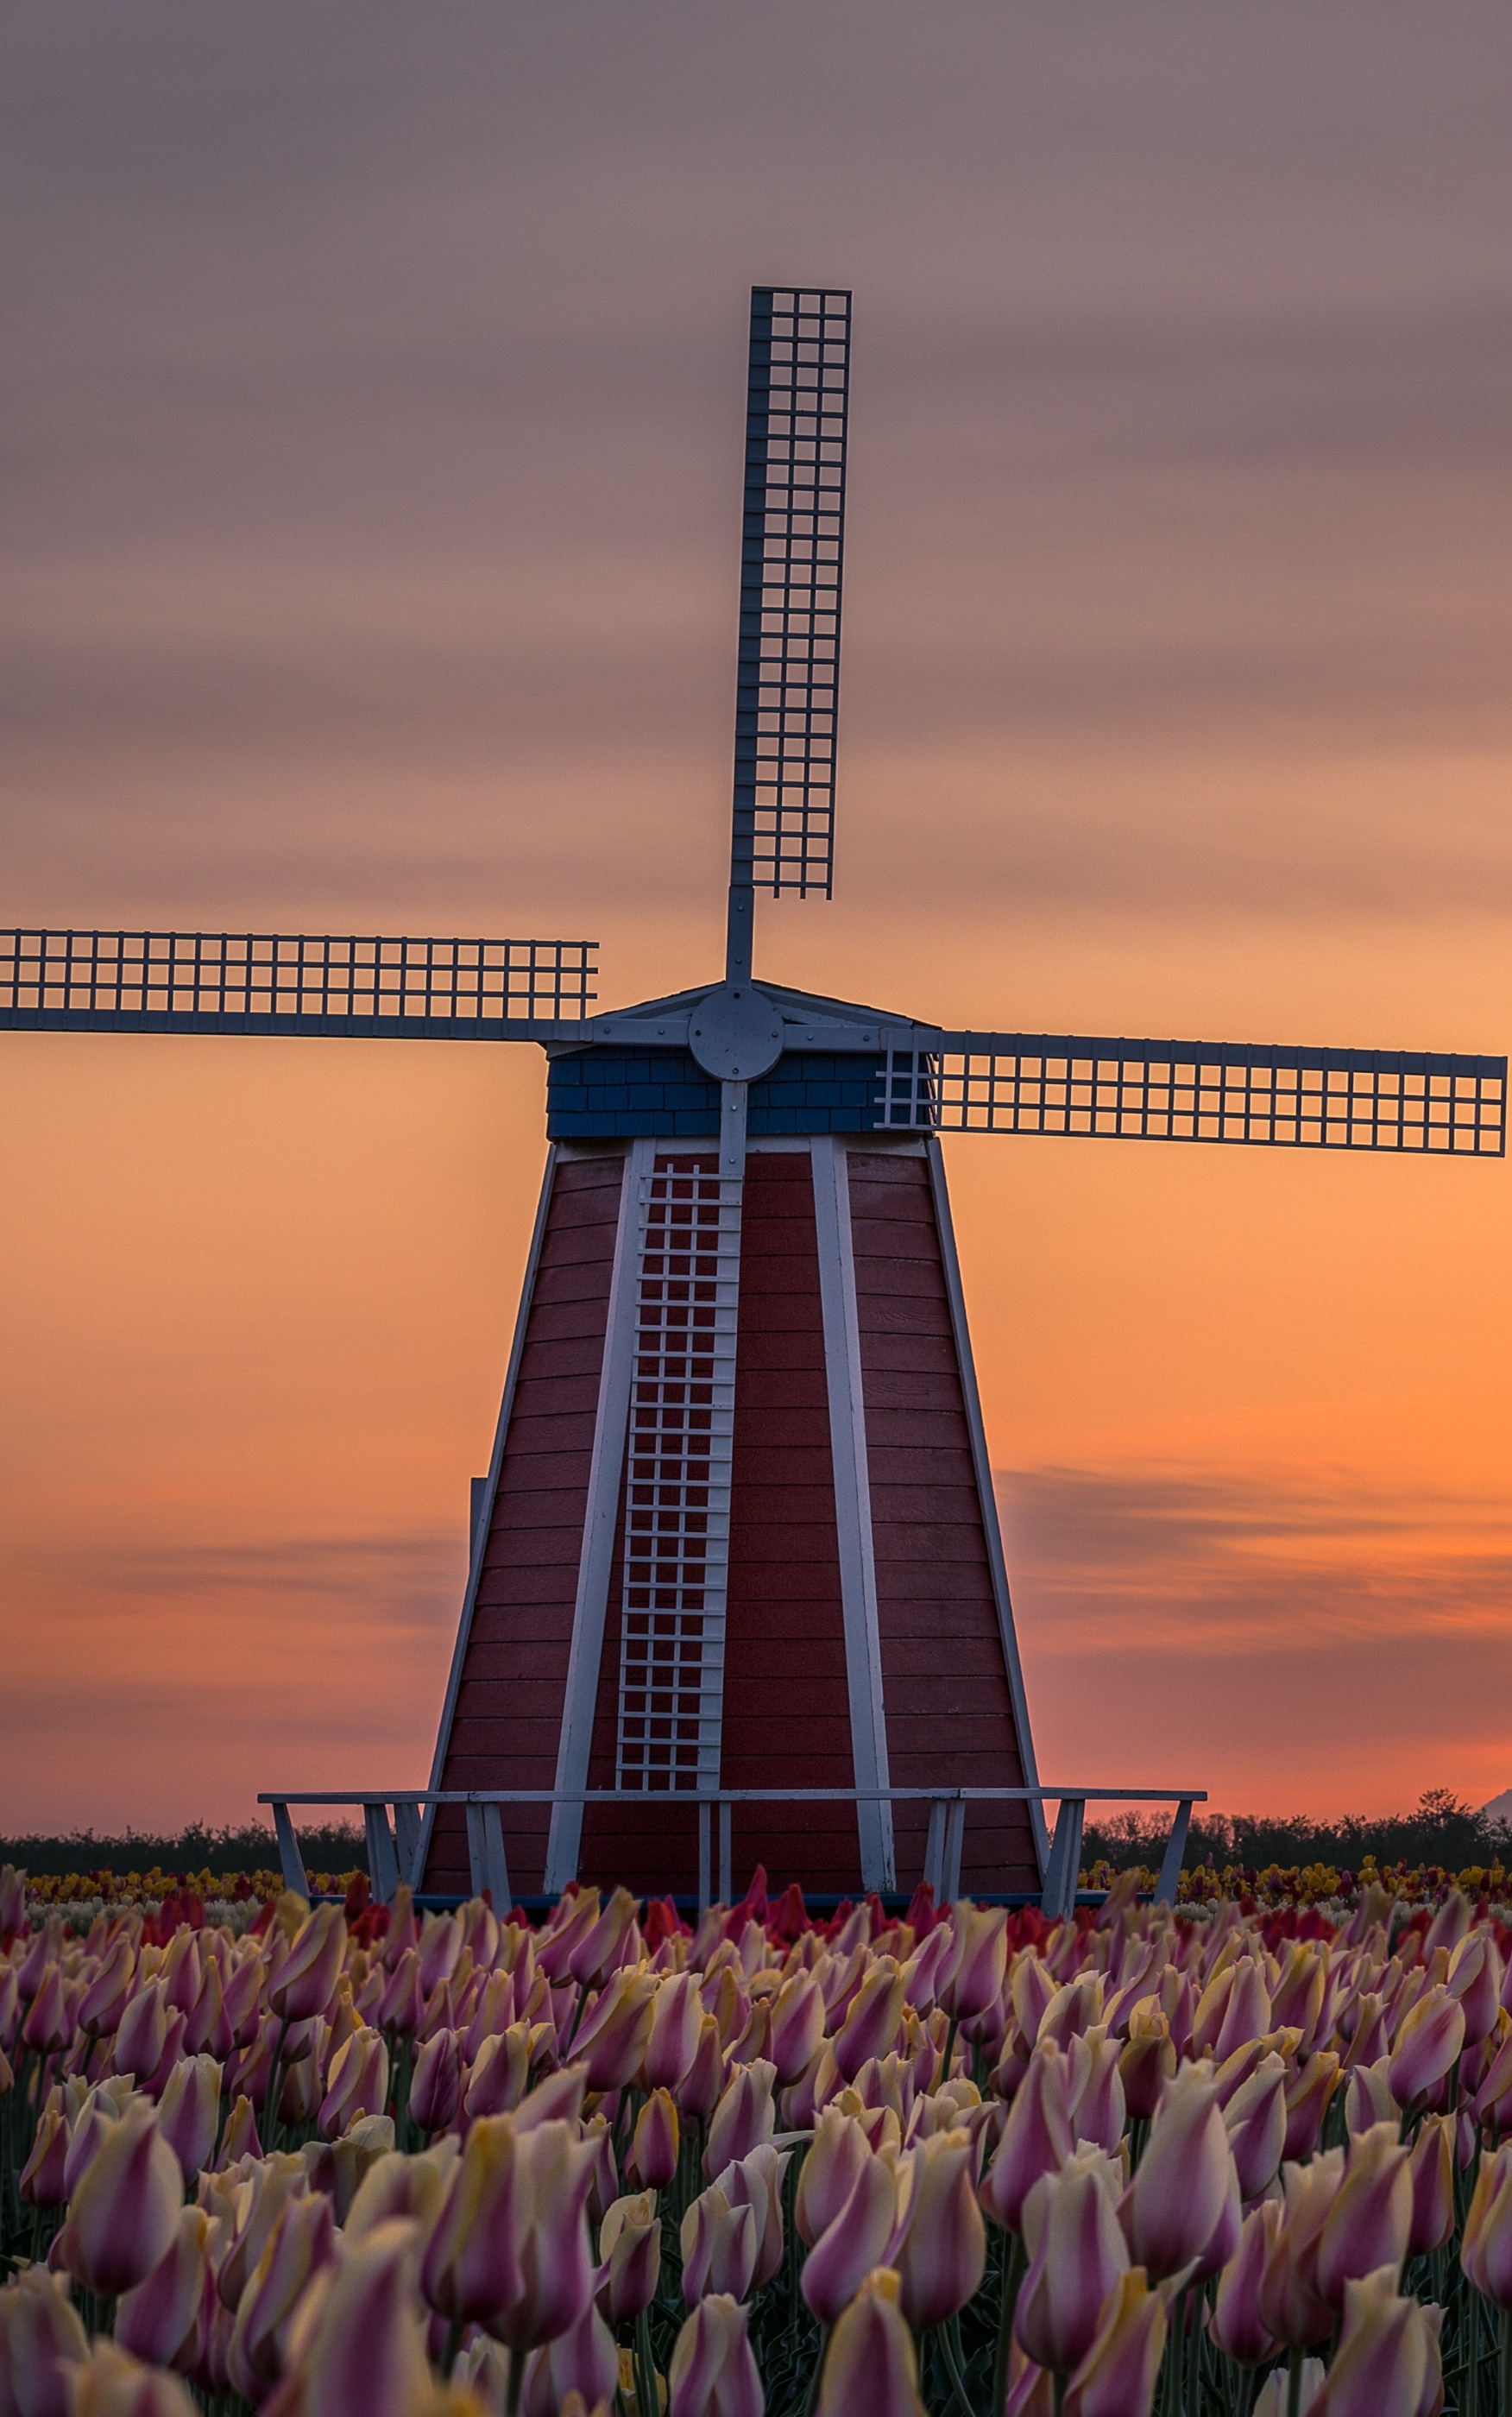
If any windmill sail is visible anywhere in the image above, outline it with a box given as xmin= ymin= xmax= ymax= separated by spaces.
xmin=727 ymin=287 xmax=851 ymax=981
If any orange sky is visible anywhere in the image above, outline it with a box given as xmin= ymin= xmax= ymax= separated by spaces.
xmin=3 ymin=2 xmax=1509 ymax=1835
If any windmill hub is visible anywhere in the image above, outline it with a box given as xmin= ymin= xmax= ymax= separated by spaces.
xmin=687 ymin=983 xmax=784 ymax=1080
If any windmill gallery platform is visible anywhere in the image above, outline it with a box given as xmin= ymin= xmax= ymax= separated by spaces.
xmin=4 ymin=286 xmax=1503 ymax=1909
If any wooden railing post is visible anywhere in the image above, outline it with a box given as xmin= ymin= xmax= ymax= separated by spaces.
xmin=1156 ymin=1797 xmax=1194 ymax=1909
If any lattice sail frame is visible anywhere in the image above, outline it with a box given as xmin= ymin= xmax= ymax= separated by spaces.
xmin=614 ymin=1156 xmax=741 ymax=1793
xmin=731 ymin=287 xmax=852 ymax=901
xmin=0 ymin=930 xmax=595 ymax=1033
xmin=876 ymin=1037 xmax=1507 ymax=1153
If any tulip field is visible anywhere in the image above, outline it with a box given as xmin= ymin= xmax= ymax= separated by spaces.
xmin=4 ymin=1865 xmax=1512 ymax=2416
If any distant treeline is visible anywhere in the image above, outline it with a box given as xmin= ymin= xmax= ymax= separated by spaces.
xmin=1083 ymin=1789 xmax=1510 ymax=1879
xmin=0 ymin=1822 xmax=365 ymax=1882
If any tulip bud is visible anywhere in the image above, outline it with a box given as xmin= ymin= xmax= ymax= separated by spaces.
xmin=61 ymin=2105 xmax=183 ymax=2297
xmin=1252 ymin=2360 xmax=1326 ymax=2417
xmin=1462 ymin=2140 xmax=1512 ymax=2307
xmin=669 ymin=2292 xmax=765 ymax=2417
xmin=796 ymin=2107 xmax=873 ymax=2246
xmin=570 ymin=1969 xmax=658 ymax=2095
xmin=1449 ymin=1929 xmax=1503 ymax=2048
xmin=717 ymin=2142 xmax=790 ymax=2290
xmin=114 ymin=1984 xmax=170 ymax=2086
xmin=406 ymin=2026 xmax=463 ymax=2138
xmin=678 ymin=2015 xmax=728 ymax=2124
xmin=1403 ymin=2112 xmax=1454 ymax=2260
xmin=20 ymin=2105 xmax=71 ymax=2206
xmin=703 ymin=2060 xmax=777 ymax=2179
xmin=156 ymin=2054 xmax=222 ymax=2182
xmin=79 ymin=1938 xmax=136 ymax=2040
xmin=939 ymin=1905 xmax=1009 ymax=2023
xmin=318 ymin=2026 xmax=389 ymax=2142
xmin=803 ymin=2151 xmax=902 ymax=2327
xmin=980 ymin=2042 xmax=1074 ymax=2234
xmin=1118 ymin=2063 xmax=1233 ymax=2282
xmin=1015 ymin=2148 xmax=1129 ymax=2376
xmin=1258 ymin=2149 xmax=1344 ymax=2349
xmin=1388 ymin=1985 xmax=1465 ymax=2111
xmin=116 ymin=2205 xmax=212 ymax=2372
xmin=0 ymin=2266 xmax=89 ymax=2412
xmin=891 ymin=2128 xmax=987 ymax=2331
xmin=1062 ymin=2267 xmax=1167 ymax=2417
xmin=769 ymin=1972 xmax=826 ymax=2086
xmin=416 ymin=1912 xmax=464 ymax=1998
xmin=1118 ymin=2012 xmax=1176 ymax=2124
xmin=1282 ymin=2053 xmax=1340 ymax=2162
xmin=1224 ymin=2055 xmax=1288 ymax=2203
xmin=1210 ymin=2204 xmax=1281 ymax=2367
xmin=645 ymin=1973 xmax=705 ymax=2092
xmin=1068 ymin=2028 xmax=1125 ymax=2157
xmin=833 ymin=1961 xmax=907 ymax=2086
xmin=1311 ymin=2264 xmax=1436 ymax=2417
xmin=60 ymin=2340 xmax=199 ymax=2417
xmin=419 ymin=2112 xmax=530 ymax=2327
xmin=629 ymin=2086 xmax=681 ymax=2191
xmin=568 ymin=1886 xmax=640 ymax=1988
xmin=269 ymin=2216 xmax=435 ymax=2417
xmin=268 ymin=1903 xmax=346 ymax=2025
xmin=817 ymin=2267 xmax=926 ymax=2417
xmin=522 ymin=2300 xmax=620 ymax=2417
xmin=597 ymin=2190 xmax=663 ymax=2325
xmin=1316 ymin=2121 xmax=1412 ymax=2311
xmin=491 ymin=2117 xmax=601 ymax=2354
xmin=226 ymin=2188 xmax=337 ymax=2401
xmin=681 ymin=2187 xmax=759 ymax=2304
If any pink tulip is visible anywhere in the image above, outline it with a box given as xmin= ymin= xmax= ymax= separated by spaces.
xmin=1118 ymin=2018 xmax=1176 ymax=2124
xmin=183 ymin=1956 xmax=224 ymax=2056
xmin=116 ymin=2206 xmax=212 ymax=2372
xmin=1258 ymin=2149 xmax=1344 ymax=2349
xmin=318 ymin=2027 xmax=389 ymax=2142
xmin=646 ymin=1973 xmax=706 ymax=2092
xmin=1388 ymin=1985 xmax=1465 ymax=2111
xmin=892 ymin=2128 xmax=987 ymax=2331
xmin=0 ymin=1865 xmax=27 ymax=1940
xmin=769 ymin=1973 xmax=826 ymax=2086
xmin=796 ymin=2109 xmax=873 ymax=2246
xmin=419 ymin=2112 xmax=530 ymax=2327
xmin=1310 ymin=2265 xmax=1435 ymax=2417
xmin=1270 ymin=1944 xmax=1327 ymax=2054
xmin=627 ymin=2086 xmax=680 ymax=2190
xmin=681 ymin=2187 xmax=759 ymax=2303
xmin=79 ymin=1939 xmax=136 ymax=2040
xmin=939 ymin=1905 xmax=1010 ymax=2023
xmin=980 ymin=2042 xmax=1074 ymax=2234
xmin=1344 ymin=2056 xmax=1397 ymax=2138
xmin=159 ymin=1932 xmax=200 ymax=2017
xmin=1475 ymin=2021 xmax=1512 ymax=2133
xmin=1068 ymin=2029 xmax=1125 ymax=2157
xmin=1062 ymin=2268 xmax=1167 ymax=2417
xmin=568 ymin=1885 xmax=639 ymax=1988
xmin=465 ymin=2023 xmax=536 ymax=2121
xmin=521 ymin=2300 xmax=620 ymax=2417
xmin=1224 ymin=2055 xmax=1288 ymax=2202
xmin=226 ymin=2190 xmax=337 ymax=2401
xmin=1450 ymin=1930 xmax=1503 ymax=2048
xmin=1209 ymin=2204 xmax=1281 ymax=2367
xmin=1461 ymin=2141 xmax=1512 ymax=2307
xmin=268 ymin=1904 xmax=345 ymax=2025
xmin=261 ymin=2216 xmax=435 ymax=2417
xmin=1011 ymin=1951 xmax=1057 ymax=2050
xmin=156 ymin=2054 xmax=222 ymax=2182
xmin=1405 ymin=2113 xmax=1455 ymax=2258
xmin=1118 ymin=2064 xmax=1233 ymax=2282
xmin=703 ymin=2060 xmax=777 ymax=2180
xmin=61 ymin=2105 xmax=183 ymax=2296
xmin=678 ymin=2015 xmax=728 ymax=2124
xmin=570 ymin=1969 xmax=657 ymax=2093
xmin=1282 ymin=2054 xmax=1341 ymax=2161
xmin=0 ymin=2265 xmax=89 ymax=2416
xmin=803 ymin=2153 xmax=902 ymax=2326
xmin=20 ymin=2105 xmax=70 ymax=2206
xmin=16 ymin=1916 xmax=63 ymax=2004
xmin=220 ymin=1953 xmax=264 ymax=2054
xmin=215 ymin=2093 xmax=261 ymax=2168
xmin=55 ymin=2340 xmax=198 ymax=2417
xmin=407 ymin=2027 xmax=463 ymax=2136
xmin=416 ymin=1912 xmax=464 ymax=1999
xmin=375 ymin=1949 xmax=425 ymax=2038
xmin=463 ymin=1968 xmax=515 ymax=2060
xmin=215 ymin=2155 xmax=310 ymax=2313
xmin=669 ymin=2293 xmax=765 ymax=2417
xmin=534 ymin=1890 xmax=601 ymax=1984
xmin=833 ymin=1962 xmax=907 ymax=2086
xmin=112 ymin=1985 xmax=169 ymax=2085
xmin=511 ymin=2066 xmax=585 ymax=2131
xmin=717 ymin=2142 xmax=790 ymax=2289
xmin=490 ymin=2117 xmax=601 ymax=2354
xmin=817 ymin=2268 xmax=926 ymax=2417
xmin=597 ymin=2191 xmax=662 ymax=2325
xmin=1316 ymin=2121 xmax=1412 ymax=2311
xmin=1016 ymin=2149 xmax=1129 ymax=2376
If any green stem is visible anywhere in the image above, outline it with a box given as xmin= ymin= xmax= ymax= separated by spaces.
xmin=441 ymin=2316 xmax=463 ymax=2380
xmin=943 ymin=2015 xmax=961 ymax=2082
xmin=1052 ymin=2378 xmax=1067 ymax=2417
xmin=634 ymin=2305 xmax=658 ymax=2417
xmin=937 ymin=2317 xmax=976 ymax=2417
xmin=506 ymin=2344 xmax=526 ymax=2417
xmin=1286 ymin=2342 xmax=1304 ymax=2417
xmin=801 ymin=2328 xmax=831 ymax=2417
xmin=992 ymin=2233 xmax=1027 ymax=2417
xmin=1501 ymin=2304 xmax=1512 ymax=2417
xmin=264 ymin=2013 xmax=292 ymax=2154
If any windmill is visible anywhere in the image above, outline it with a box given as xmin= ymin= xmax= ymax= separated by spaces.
xmin=4 ymin=286 xmax=1503 ymax=1908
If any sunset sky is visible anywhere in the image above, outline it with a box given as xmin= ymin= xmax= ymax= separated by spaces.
xmin=3 ymin=2 xmax=1510 ymax=1839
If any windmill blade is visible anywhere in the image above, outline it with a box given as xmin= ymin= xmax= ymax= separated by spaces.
xmin=727 ymin=284 xmax=851 ymax=974
xmin=874 ymin=1030 xmax=1507 ymax=1155
xmin=0 ymin=928 xmax=595 ymax=1038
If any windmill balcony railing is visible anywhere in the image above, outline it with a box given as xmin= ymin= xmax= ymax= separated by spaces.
xmin=258 ymin=1786 xmax=1206 ymax=1923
